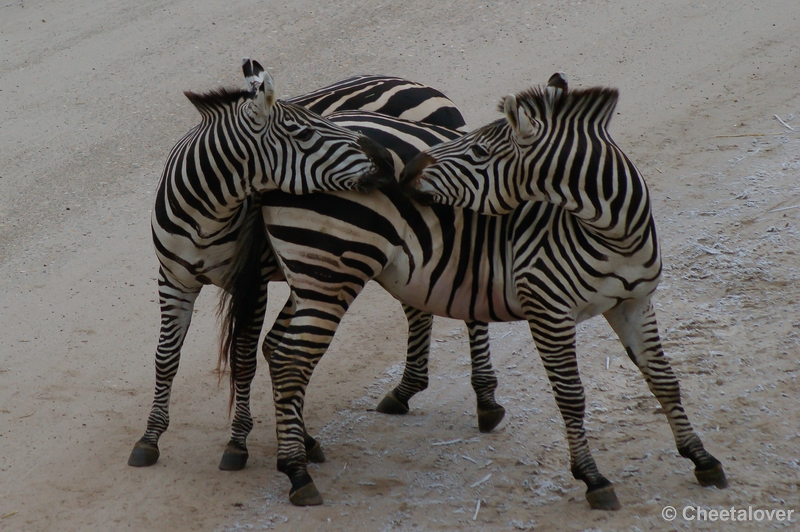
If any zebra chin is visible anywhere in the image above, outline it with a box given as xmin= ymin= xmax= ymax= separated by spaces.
xmin=356 ymin=136 xmax=395 ymax=191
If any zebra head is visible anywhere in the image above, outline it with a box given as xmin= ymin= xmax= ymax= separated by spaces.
xmin=242 ymin=58 xmax=395 ymax=195
xmin=180 ymin=60 xmax=394 ymax=203
xmin=401 ymin=73 xmax=623 ymax=215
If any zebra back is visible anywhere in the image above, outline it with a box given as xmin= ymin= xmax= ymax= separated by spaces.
xmin=287 ymin=75 xmax=467 ymax=132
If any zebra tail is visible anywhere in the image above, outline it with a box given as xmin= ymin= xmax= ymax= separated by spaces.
xmin=217 ymin=202 xmax=268 ymax=414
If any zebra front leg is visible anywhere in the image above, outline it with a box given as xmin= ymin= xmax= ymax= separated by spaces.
xmin=268 ymin=301 xmax=353 ymax=506
xmin=261 ymin=295 xmax=325 ymax=464
xmin=527 ymin=312 xmax=620 ymax=510
xmin=466 ymin=320 xmax=505 ymax=432
xmin=376 ymin=305 xmax=433 ymax=415
xmin=603 ymin=298 xmax=727 ymax=489
xmin=129 ymin=270 xmax=200 ymax=467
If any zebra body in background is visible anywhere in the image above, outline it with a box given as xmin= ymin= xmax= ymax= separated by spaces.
xmin=130 ymin=58 xmax=412 ymax=470
xmin=290 ymin=75 xmax=467 ymax=132
xmin=400 ymin=73 xmax=728 ymax=509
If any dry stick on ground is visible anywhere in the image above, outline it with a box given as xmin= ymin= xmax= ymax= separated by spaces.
xmin=470 ymin=473 xmax=492 ymax=488
xmin=769 ymin=204 xmax=800 ymax=213
xmin=774 ymin=114 xmax=796 ymax=131
xmin=715 ymin=133 xmax=767 ymax=138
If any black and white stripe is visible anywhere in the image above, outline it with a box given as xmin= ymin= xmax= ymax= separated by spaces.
xmin=222 ymin=75 xmax=726 ymax=509
xmin=400 ymin=73 xmax=728 ymax=509
xmin=130 ymin=58 xmax=458 ymax=471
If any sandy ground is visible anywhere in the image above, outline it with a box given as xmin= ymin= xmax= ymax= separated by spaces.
xmin=1 ymin=1 xmax=799 ymax=530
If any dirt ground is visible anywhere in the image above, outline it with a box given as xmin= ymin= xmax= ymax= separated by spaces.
xmin=1 ymin=1 xmax=799 ymax=530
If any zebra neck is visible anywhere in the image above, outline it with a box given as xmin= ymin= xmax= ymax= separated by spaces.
xmin=528 ymin=158 xmax=652 ymax=243
xmin=154 ymin=170 xmax=250 ymax=243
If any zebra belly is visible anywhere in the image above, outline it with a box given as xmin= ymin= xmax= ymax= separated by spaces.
xmin=376 ymin=251 xmax=524 ymax=323
xmin=153 ymin=228 xmax=236 ymax=288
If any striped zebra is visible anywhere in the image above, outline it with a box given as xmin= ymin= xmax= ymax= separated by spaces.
xmin=400 ymin=73 xmax=728 ymax=509
xmin=221 ymin=75 xmax=727 ymax=509
xmin=130 ymin=58 xmax=422 ymax=470
xmin=218 ymin=111 xmax=507 ymax=469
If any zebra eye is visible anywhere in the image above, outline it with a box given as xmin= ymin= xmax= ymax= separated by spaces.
xmin=294 ymin=127 xmax=315 ymax=142
xmin=471 ymin=144 xmax=489 ymax=158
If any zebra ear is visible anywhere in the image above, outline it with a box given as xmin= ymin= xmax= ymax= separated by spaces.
xmin=242 ymin=57 xmax=268 ymax=92
xmin=503 ymin=94 xmax=537 ymax=140
xmin=251 ymin=68 xmax=277 ymax=118
xmin=547 ymin=72 xmax=568 ymax=92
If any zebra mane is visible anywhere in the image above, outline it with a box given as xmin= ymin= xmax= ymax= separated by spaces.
xmin=183 ymin=87 xmax=255 ymax=114
xmin=499 ymin=85 xmax=620 ymax=126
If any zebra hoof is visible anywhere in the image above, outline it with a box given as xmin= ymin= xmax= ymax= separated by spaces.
xmin=477 ymin=405 xmax=506 ymax=433
xmin=289 ymin=481 xmax=324 ymax=506
xmin=219 ymin=441 xmax=249 ymax=471
xmin=128 ymin=438 xmax=160 ymax=467
xmin=375 ymin=390 xmax=410 ymax=415
xmin=306 ymin=440 xmax=326 ymax=464
xmin=585 ymin=485 xmax=621 ymax=511
xmin=695 ymin=463 xmax=728 ymax=489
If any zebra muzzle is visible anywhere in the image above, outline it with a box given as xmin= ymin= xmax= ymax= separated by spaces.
xmin=357 ymin=136 xmax=395 ymax=190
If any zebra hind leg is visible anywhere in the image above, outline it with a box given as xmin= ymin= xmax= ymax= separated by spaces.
xmin=268 ymin=298 xmax=360 ymax=506
xmin=129 ymin=273 xmax=200 ymax=467
xmin=527 ymin=312 xmax=620 ymax=510
xmin=466 ymin=320 xmax=505 ymax=432
xmin=261 ymin=295 xmax=325 ymax=464
xmin=376 ymin=306 xmax=433 ymax=415
xmin=218 ymin=288 xmax=268 ymax=470
xmin=604 ymin=298 xmax=728 ymax=489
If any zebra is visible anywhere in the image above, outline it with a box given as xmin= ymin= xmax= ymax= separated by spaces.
xmin=130 ymin=57 xmax=483 ymax=472
xmin=217 ymin=111 xmax=507 ymax=471
xmin=221 ymin=75 xmax=727 ymax=509
xmin=130 ymin=58 xmax=398 ymax=470
xmin=399 ymin=73 xmax=728 ymax=509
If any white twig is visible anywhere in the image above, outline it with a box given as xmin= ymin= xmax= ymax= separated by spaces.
xmin=431 ymin=438 xmax=462 ymax=447
xmin=470 ymin=473 xmax=492 ymax=488
xmin=462 ymin=455 xmax=478 ymax=464
xmin=774 ymin=114 xmax=796 ymax=131
xmin=605 ymin=357 xmax=610 ymax=370
xmin=769 ymin=204 xmax=800 ymax=213
xmin=472 ymin=499 xmax=482 ymax=521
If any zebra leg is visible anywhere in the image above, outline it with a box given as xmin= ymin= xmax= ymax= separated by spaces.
xmin=267 ymin=299 xmax=357 ymax=506
xmin=218 ymin=255 xmax=277 ymax=471
xmin=129 ymin=269 xmax=201 ymax=467
xmin=262 ymin=293 xmax=295 ymax=360
xmin=376 ymin=305 xmax=433 ymax=415
xmin=603 ymin=298 xmax=727 ymax=489
xmin=526 ymin=310 xmax=620 ymax=510
xmin=262 ymin=295 xmax=326 ymax=464
xmin=466 ymin=320 xmax=505 ymax=432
